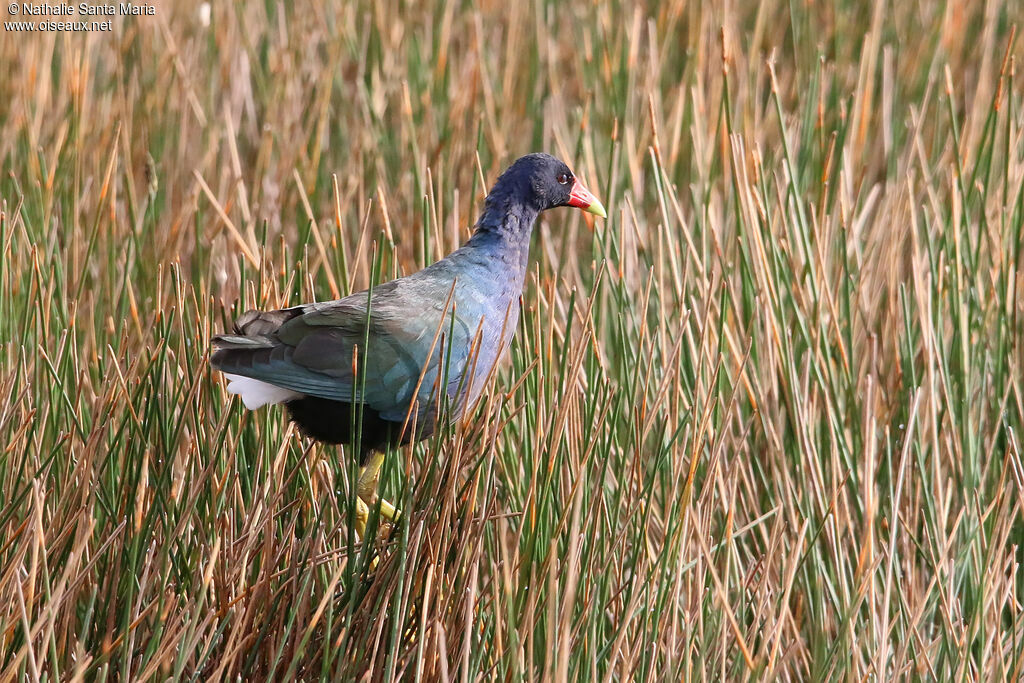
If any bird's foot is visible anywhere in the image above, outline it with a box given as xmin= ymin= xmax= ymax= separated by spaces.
xmin=355 ymin=493 xmax=398 ymax=538
xmin=356 ymin=452 xmax=401 ymax=532
xmin=353 ymin=495 xmax=370 ymax=540
xmin=353 ymin=494 xmax=398 ymax=573
xmin=351 ymin=453 xmax=400 ymax=574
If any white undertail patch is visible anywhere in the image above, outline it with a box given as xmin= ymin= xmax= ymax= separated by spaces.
xmin=224 ymin=374 xmax=303 ymax=409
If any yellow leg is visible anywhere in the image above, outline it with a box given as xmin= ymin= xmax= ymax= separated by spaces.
xmin=357 ymin=452 xmax=385 ymax=501
xmin=354 ymin=452 xmax=399 ymax=541
xmin=353 ymin=495 xmax=370 ymax=539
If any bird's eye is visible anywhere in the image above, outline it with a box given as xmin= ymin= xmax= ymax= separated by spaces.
xmin=557 ymin=173 xmax=571 ymax=185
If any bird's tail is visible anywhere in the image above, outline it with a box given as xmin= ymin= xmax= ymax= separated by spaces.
xmin=210 ymin=307 xmax=306 ymax=408
xmin=211 ymin=334 xmax=275 ymax=350
xmin=211 ymin=307 xmax=303 ymax=350
xmin=233 ymin=308 xmax=300 ymax=335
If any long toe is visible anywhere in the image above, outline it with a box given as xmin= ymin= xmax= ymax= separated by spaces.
xmin=377 ymin=497 xmax=399 ymax=521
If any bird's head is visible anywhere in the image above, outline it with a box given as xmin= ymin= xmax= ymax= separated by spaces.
xmin=494 ymin=153 xmax=607 ymax=218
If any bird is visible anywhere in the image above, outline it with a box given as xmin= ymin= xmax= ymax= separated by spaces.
xmin=210 ymin=153 xmax=606 ymax=537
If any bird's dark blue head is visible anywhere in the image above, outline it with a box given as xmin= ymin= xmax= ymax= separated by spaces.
xmin=496 ymin=153 xmax=607 ymax=216
xmin=475 ymin=153 xmax=607 ymax=237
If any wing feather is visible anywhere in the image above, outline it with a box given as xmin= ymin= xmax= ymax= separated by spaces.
xmin=211 ymin=282 xmax=477 ymax=423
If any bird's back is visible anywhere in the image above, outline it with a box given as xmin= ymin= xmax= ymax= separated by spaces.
xmin=211 ymin=247 xmax=521 ymax=448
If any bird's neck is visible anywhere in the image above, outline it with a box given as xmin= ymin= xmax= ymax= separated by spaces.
xmin=465 ymin=192 xmax=538 ymax=270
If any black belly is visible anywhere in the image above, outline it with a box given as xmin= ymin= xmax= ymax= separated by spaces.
xmin=285 ymin=396 xmax=413 ymax=461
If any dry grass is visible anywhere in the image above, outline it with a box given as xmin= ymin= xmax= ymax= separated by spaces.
xmin=2 ymin=0 xmax=1024 ymax=679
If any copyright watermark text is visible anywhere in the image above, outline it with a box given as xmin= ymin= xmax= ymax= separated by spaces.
xmin=5 ymin=3 xmax=155 ymax=32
